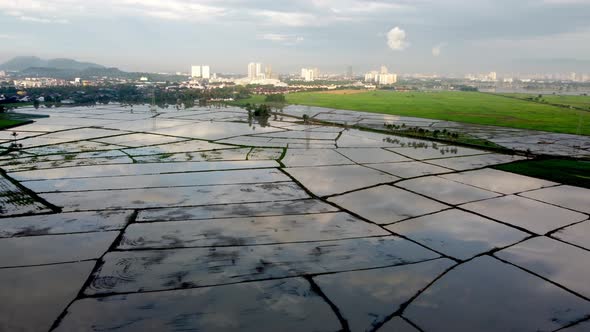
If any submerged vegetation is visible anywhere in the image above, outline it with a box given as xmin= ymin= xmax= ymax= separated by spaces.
xmin=245 ymin=103 xmax=273 ymax=128
xmin=381 ymin=123 xmax=504 ymax=151
xmin=382 ymin=122 xmax=504 ymax=148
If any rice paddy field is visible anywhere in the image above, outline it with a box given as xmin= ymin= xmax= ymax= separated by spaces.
xmin=495 ymin=93 xmax=590 ymax=110
xmin=245 ymin=91 xmax=590 ymax=136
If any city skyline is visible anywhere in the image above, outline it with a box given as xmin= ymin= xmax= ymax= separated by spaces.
xmin=1 ymin=1 xmax=590 ymax=74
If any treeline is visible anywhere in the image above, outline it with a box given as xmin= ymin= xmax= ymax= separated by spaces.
xmin=13 ymin=67 xmax=188 ymax=82
xmin=1 ymin=85 xmax=252 ymax=108
xmin=454 ymin=85 xmax=479 ymax=92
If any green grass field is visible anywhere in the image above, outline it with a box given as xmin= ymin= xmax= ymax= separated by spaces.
xmin=494 ymin=159 xmax=590 ymax=189
xmin=285 ymin=91 xmax=590 ymax=135
xmin=0 ymin=118 xmax=26 ymax=129
xmin=238 ymin=91 xmax=590 ymax=136
xmin=0 ymin=110 xmax=48 ymax=129
xmin=495 ymin=93 xmax=590 ymax=110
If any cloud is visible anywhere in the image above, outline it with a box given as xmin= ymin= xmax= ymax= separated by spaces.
xmin=259 ymin=34 xmax=304 ymax=45
xmin=0 ymin=0 xmax=227 ymax=23
xmin=4 ymin=8 xmax=69 ymax=24
xmin=432 ymin=43 xmax=446 ymax=56
xmin=17 ymin=15 xmax=69 ymax=24
xmin=543 ymin=0 xmax=590 ymax=4
xmin=472 ymin=28 xmax=590 ymax=56
xmin=1 ymin=0 xmax=589 ymax=75
xmin=256 ymin=10 xmax=320 ymax=27
xmin=386 ymin=27 xmax=408 ymax=50
xmin=0 ymin=0 xmax=411 ymax=27
xmin=1 ymin=1 xmax=73 ymax=23
xmin=327 ymin=1 xmax=413 ymax=14
xmin=119 ymin=0 xmax=227 ymax=21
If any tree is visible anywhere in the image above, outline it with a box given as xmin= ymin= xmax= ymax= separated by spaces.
xmin=265 ymin=94 xmax=286 ymax=103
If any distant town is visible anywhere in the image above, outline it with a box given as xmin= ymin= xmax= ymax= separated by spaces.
xmin=1 ymin=56 xmax=589 ymax=106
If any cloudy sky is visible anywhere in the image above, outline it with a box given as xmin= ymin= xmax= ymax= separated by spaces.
xmin=1 ymin=0 xmax=589 ymax=74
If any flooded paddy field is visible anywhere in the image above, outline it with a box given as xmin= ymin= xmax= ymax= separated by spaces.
xmin=0 ymin=104 xmax=589 ymax=332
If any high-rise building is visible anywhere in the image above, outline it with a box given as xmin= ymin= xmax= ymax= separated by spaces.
xmin=346 ymin=66 xmax=353 ymax=79
xmin=364 ymin=67 xmax=397 ymax=85
xmin=265 ymin=65 xmax=273 ymax=79
xmin=191 ymin=65 xmax=211 ymax=79
xmin=488 ymin=71 xmax=497 ymax=81
xmin=312 ymin=68 xmax=320 ymax=79
xmin=248 ymin=63 xmax=257 ymax=80
xmin=248 ymin=62 xmax=264 ymax=80
xmin=191 ymin=65 xmax=202 ymax=78
xmin=202 ymin=66 xmax=211 ymax=79
xmin=301 ymin=68 xmax=318 ymax=82
xmin=364 ymin=71 xmax=378 ymax=83
xmin=378 ymin=73 xmax=397 ymax=85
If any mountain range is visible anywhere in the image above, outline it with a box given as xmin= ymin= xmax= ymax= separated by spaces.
xmin=0 ymin=56 xmax=187 ymax=81
xmin=0 ymin=56 xmax=106 ymax=72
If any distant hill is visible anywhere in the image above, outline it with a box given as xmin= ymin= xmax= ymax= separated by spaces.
xmin=0 ymin=56 xmax=45 ymax=70
xmin=0 ymin=56 xmax=105 ymax=71
xmin=0 ymin=56 xmax=188 ymax=82
xmin=15 ymin=66 xmax=187 ymax=82
xmin=16 ymin=66 xmax=137 ymax=80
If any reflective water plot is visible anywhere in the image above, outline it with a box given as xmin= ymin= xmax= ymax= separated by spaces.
xmin=0 ymin=104 xmax=589 ymax=332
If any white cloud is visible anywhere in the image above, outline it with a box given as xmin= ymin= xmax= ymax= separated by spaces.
xmin=0 ymin=0 xmax=227 ymax=23
xmin=119 ymin=0 xmax=227 ymax=21
xmin=256 ymin=10 xmax=319 ymax=27
xmin=312 ymin=0 xmax=412 ymax=12
xmin=386 ymin=26 xmax=408 ymax=50
xmin=18 ymin=15 xmax=69 ymax=24
xmin=259 ymin=34 xmax=304 ymax=44
xmin=5 ymin=9 xmax=69 ymax=24
xmin=432 ymin=43 xmax=446 ymax=56
xmin=0 ymin=0 xmax=58 ymax=13
xmin=0 ymin=0 xmax=410 ymax=27
xmin=327 ymin=1 xmax=412 ymax=14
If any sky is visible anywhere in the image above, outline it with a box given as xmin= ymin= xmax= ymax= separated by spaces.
xmin=1 ymin=0 xmax=590 ymax=75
